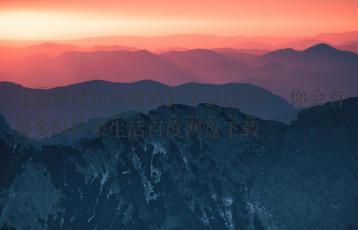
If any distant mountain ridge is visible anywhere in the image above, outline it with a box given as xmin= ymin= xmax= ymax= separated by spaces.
xmin=248 ymin=43 xmax=358 ymax=99
xmin=3 ymin=31 xmax=358 ymax=50
xmin=0 ymin=80 xmax=297 ymax=139
xmin=1 ymin=43 xmax=357 ymax=102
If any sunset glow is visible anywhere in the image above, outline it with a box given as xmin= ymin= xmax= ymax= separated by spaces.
xmin=0 ymin=11 xmax=221 ymax=39
xmin=0 ymin=0 xmax=357 ymax=39
xmin=0 ymin=0 xmax=358 ymax=88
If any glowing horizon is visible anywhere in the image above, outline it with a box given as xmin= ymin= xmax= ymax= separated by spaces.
xmin=0 ymin=0 xmax=357 ymax=40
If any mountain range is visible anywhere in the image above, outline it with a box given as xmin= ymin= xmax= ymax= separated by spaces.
xmin=0 ymin=80 xmax=297 ymax=139
xmin=0 ymin=97 xmax=357 ymax=230
xmin=0 ymin=43 xmax=357 ymax=101
xmin=2 ymin=31 xmax=358 ymax=51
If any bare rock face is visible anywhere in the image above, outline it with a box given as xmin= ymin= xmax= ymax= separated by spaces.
xmin=0 ymin=98 xmax=357 ymax=230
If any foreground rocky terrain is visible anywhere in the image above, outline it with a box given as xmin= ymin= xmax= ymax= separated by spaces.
xmin=0 ymin=98 xmax=357 ymax=230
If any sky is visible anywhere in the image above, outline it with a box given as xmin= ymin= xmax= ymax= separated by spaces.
xmin=0 ymin=0 xmax=357 ymax=39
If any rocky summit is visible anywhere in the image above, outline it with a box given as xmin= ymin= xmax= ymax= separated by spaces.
xmin=0 ymin=98 xmax=357 ymax=230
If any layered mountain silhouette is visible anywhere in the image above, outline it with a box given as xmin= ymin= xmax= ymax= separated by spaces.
xmin=0 ymin=80 xmax=297 ymax=139
xmin=259 ymin=43 xmax=358 ymax=70
xmin=0 ymin=98 xmax=357 ymax=230
xmin=4 ymin=31 xmax=358 ymax=50
xmin=1 ymin=44 xmax=357 ymax=101
xmin=247 ymin=44 xmax=358 ymax=99
xmin=0 ymin=43 xmax=137 ymax=58
xmin=161 ymin=49 xmax=252 ymax=82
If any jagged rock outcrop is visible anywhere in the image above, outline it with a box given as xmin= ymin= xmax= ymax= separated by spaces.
xmin=0 ymin=98 xmax=357 ymax=230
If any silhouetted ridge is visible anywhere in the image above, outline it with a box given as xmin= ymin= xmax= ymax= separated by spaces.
xmin=263 ymin=48 xmax=298 ymax=57
xmin=0 ymin=81 xmax=24 ymax=89
xmin=295 ymin=97 xmax=358 ymax=125
xmin=0 ymin=80 xmax=298 ymax=139
xmin=131 ymin=79 xmax=169 ymax=87
xmin=303 ymin=43 xmax=337 ymax=53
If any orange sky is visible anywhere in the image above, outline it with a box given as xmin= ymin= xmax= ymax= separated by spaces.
xmin=0 ymin=0 xmax=357 ymax=39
